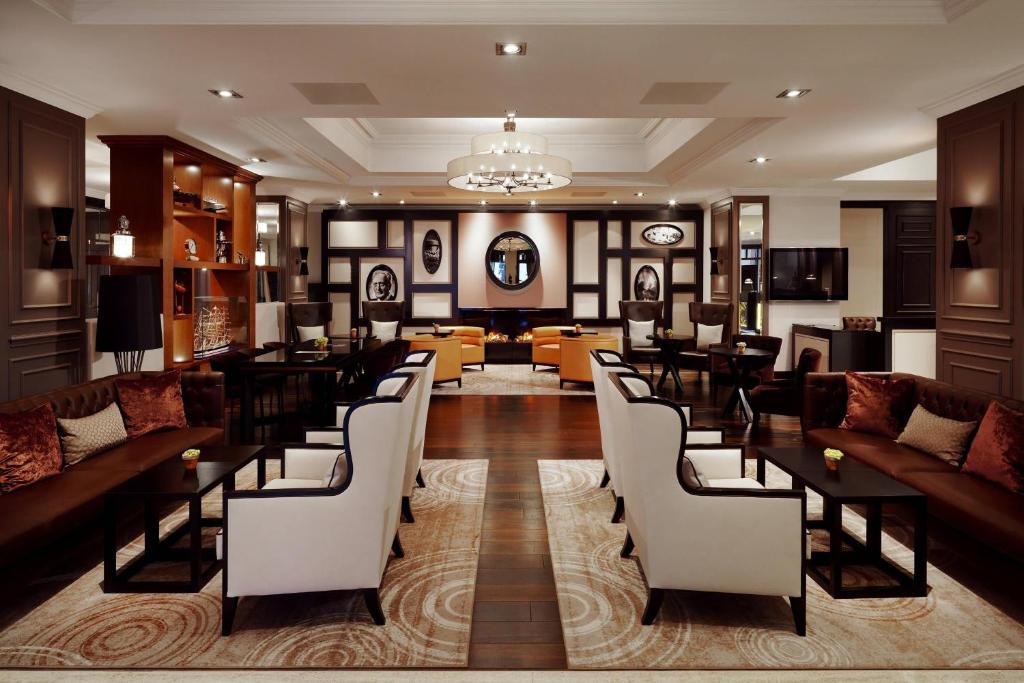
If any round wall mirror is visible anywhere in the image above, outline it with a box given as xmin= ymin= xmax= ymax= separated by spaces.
xmin=486 ymin=231 xmax=540 ymax=290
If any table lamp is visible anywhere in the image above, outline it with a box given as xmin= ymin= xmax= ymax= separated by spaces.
xmin=95 ymin=274 xmax=162 ymax=374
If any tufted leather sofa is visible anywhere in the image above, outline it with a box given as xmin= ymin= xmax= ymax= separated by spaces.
xmin=0 ymin=371 xmax=225 ymax=568
xmin=802 ymin=372 xmax=1024 ymax=563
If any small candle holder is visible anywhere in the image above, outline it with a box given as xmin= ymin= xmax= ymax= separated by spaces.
xmin=736 ymin=341 xmax=748 ymax=354
xmin=350 ymin=327 xmax=358 ymax=339
xmin=665 ymin=329 xmax=674 ymax=338
xmin=574 ymin=323 xmax=582 ymax=333
xmin=824 ymin=448 xmax=844 ymax=472
xmin=181 ymin=448 xmax=200 ymax=470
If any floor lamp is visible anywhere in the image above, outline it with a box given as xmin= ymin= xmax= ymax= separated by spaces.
xmin=95 ymin=274 xmax=162 ymax=374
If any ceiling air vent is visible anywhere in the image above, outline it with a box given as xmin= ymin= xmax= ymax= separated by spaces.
xmin=292 ymin=83 xmax=379 ymax=105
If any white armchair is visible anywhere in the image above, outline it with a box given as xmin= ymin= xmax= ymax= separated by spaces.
xmin=220 ymin=372 xmax=420 ymax=634
xmin=389 ymin=350 xmax=436 ymax=522
xmin=607 ymin=371 xmax=808 ymax=635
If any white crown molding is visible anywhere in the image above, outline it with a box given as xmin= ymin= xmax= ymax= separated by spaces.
xmin=0 ymin=64 xmax=102 ymax=118
xmin=920 ymin=63 xmax=1024 ymax=118
xmin=666 ymin=117 xmax=781 ymax=184
xmin=35 ymin=0 xmax=965 ymax=26
xmin=235 ymin=117 xmax=350 ymax=183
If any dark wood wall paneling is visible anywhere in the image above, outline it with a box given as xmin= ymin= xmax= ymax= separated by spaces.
xmin=709 ymin=199 xmax=733 ymax=306
xmin=320 ymin=205 xmax=703 ymax=330
xmin=0 ymin=87 xmax=86 ymax=401
xmin=936 ymin=85 xmax=1024 ymax=399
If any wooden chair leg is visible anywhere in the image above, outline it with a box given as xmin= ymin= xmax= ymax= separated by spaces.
xmin=600 ymin=468 xmax=610 ymax=488
xmin=401 ymin=495 xmax=415 ymax=523
xmin=221 ymin=595 xmax=239 ymax=635
xmin=416 ymin=469 xmax=426 ymax=488
xmin=790 ymin=595 xmax=806 ymax=636
xmin=363 ymin=588 xmax=386 ymax=625
xmin=620 ymin=531 xmax=634 ymax=558
xmin=641 ymin=587 xmax=665 ymax=625
xmin=391 ymin=531 xmax=405 ymax=558
xmin=611 ymin=496 xmax=625 ymax=524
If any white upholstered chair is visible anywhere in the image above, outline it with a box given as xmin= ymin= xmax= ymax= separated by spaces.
xmin=390 ymin=350 xmax=436 ymax=522
xmin=220 ymin=372 xmax=419 ymax=634
xmin=607 ymin=371 xmax=808 ymax=634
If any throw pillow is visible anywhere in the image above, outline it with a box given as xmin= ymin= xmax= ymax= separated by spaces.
xmin=57 ymin=402 xmax=129 ymax=467
xmin=628 ymin=319 xmax=655 ymax=348
xmin=896 ymin=405 xmax=977 ymax=466
xmin=679 ymin=456 xmax=708 ymax=489
xmin=370 ymin=319 xmax=399 ymax=342
xmin=839 ymin=372 xmax=915 ymax=439
xmin=696 ymin=323 xmax=724 ymax=351
xmin=297 ymin=324 xmax=325 ymax=342
xmin=115 ymin=369 xmax=188 ymax=439
xmin=963 ymin=401 xmax=1024 ymax=493
xmin=322 ymin=452 xmax=348 ymax=488
xmin=0 ymin=403 xmax=62 ymax=493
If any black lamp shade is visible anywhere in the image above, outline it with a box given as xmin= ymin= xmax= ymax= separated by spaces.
xmin=95 ymin=274 xmax=162 ymax=352
xmin=298 ymin=246 xmax=309 ymax=276
xmin=50 ymin=207 xmax=74 ymax=269
xmin=950 ymin=206 xmax=974 ymax=269
xmin=708 ymin=246 xmax=721 ymax=276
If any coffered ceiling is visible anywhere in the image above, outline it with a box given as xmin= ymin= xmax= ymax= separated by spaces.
xmin=3 ymin=0 xmax=1023 ymax=205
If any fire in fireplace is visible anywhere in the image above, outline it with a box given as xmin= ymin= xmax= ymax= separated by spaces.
xmin=460 ymin=307 xmax=566 ymax=363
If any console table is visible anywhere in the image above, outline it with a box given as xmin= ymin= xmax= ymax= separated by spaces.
xmin=792 ymin=324 xmax=884 ymax=372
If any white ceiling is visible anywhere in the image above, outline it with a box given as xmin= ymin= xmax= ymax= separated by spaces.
xmin=2 ymin=0 xmax=1022 ymax=205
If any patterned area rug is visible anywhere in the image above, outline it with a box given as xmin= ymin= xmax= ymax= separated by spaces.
xmin=538 ymin=459 xmax=1024 ymax=670
xmin=0 ymin=458 xmax=487 ymax=669
xmin=433 ymin=365 xmax=592 ymax=396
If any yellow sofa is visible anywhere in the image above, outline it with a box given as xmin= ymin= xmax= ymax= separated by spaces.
xmin=531 ymin=326 xmax=575 ymax=370
xmin=559 ymin=335 xmax=619 ymax=388
xmin=407 ymin=336 xmax=462 ymax=387
xmin=442 ymin=326 xmax=486 ymax=370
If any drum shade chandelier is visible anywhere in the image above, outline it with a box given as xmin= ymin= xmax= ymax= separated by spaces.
xmin=447 ymin=111 xmax=572 ymax=196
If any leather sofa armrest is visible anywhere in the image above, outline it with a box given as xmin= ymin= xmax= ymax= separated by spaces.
xmin=801 ymin=372 xmax=848 ymax=433
xmin=182 ymin=371 xmax=225 ymax=429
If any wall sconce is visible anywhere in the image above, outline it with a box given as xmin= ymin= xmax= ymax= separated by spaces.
xmin=298 ymin=246 xmax=309 ymax=276
xmin=44 ymin=207 xmax=74 ymax=269
xmin=708 ymin=246 xmax=722 ymax=276
xmin=949 ymin=206 xmax=977 ymax=269
xmin=254 ymin=235 xmax=267 ymax=266
xmin=111 ymin=215 xmax=135 ymax=259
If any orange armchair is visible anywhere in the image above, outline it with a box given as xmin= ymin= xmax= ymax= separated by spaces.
xmin=531 ymin=326 xmax=574 ymax=370
xmin=442 ymin=325 xmax=486 ymax=370
xmin=407 ymin=336 xmax=462 ymax=387
xmin=559 ymin=335 xmax=619 ymax=388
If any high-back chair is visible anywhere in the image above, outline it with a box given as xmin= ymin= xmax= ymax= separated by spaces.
xmin=607 ymin=371 xmax=808 ymax=634
xmin=289 ymin=302 xmax=333 ymax=342
xmin=221 ymin=372 xmax=419 ymax=633
xmin=619 ymin=301 xmax=664 ymax=375
xmin=676 ymin=302 xmax=733 ymax=381
xmin=390 ymin=350 xmax=436 ymax=522
xmin=363 ymin=301 xmax=405 ymax=340
xmin=589 ymin=350 xmax=642 ymax=523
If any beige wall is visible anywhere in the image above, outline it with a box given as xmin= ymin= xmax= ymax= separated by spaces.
xmin=840 ymin=207 xmax=884 ymax=319
xmin=458 ymin=212 xmax=567 ymax=309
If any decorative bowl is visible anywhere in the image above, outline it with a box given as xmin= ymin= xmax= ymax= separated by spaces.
xmin=182 ymin=448 xmax=200 ymax=470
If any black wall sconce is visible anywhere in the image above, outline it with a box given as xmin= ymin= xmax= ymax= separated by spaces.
xmin=949 ymin=206 xmax=977 ymax=269
xmin=298 ymin=246 xmax=310 ymax=276
xmin=43 ymin=207 xmax=74 ymax=269
xmin=708 ymin=246 xmax=722 ymax=276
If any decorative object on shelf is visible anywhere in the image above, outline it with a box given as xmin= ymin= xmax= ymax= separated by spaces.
xmin=184 ymin=238 xmax=199 ymax=261
xmin=111 ymin=214 xmax=135 ymax=259
xmin=298 ymin=246 xmax=310 ymax=276
xmin=181 ymin=448 xmax=200 ymax=471
xmin=254 ymin=235 xmax=267 ymax=267
xmin=314 ymin=336 xmax=329 ymax=350
xmin=422 ymin=229 xmax=442 ymax=274
xmin=949 ymin=206 xmax=977 ymax=269
xmin=350 ymin=327 xmax=358 ymax=339
xmin=447 ymin=110 xmax=572 ymax=196
xmin=193 ymin=300 xmax=232 ymax=357
xmin=709 ymin=246 xmax=722 ymax=276
xmin=736 ymin=341 xmax=748 ymax=353
xmin=202 ymin=197 xmax=227 ymax=213
xmin=172 ymin=178 xmax=200 ymax=208
xmin=215 ymin=229 xmax=231 ymax=264
xmin=173 ymin=280 xmax=187 ymax=314
xmin=824 ymin=447 xmax=844 ymax=472
xmin=236 ymin=252 xmax=248 ymax=265
xmin=486 ymin=231 xmax=540 ymax=290
xmin=95 ymin=274 xmax=162 ymax=373
xmin=633 ymin=265 xmax=660 ymax=301
xmin=640 ymin=223 xmax=684 ymax=247
xmin=366 ymin=264 xmax=398 ymax=301
xmin=45 ymin=206 xmax=74 ymax=269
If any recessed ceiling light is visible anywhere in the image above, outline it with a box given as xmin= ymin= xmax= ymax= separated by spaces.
xmin=668 ymin=199 xmax=677 ymax=206
xmin=399 ymin=199 xmax=405 ymax=204
xmin=634 ymin=192 xmax=645 ymax=198
xmin=338 ymin=198 xmax=348 ymax=206
xmin=496 ymin=42 xmax=526 ymax=56
xmin=529 ymin=199 xmax=537 ymax=206
xmin=247 ymin=157 xmax=265 ymax=163
xmin=751 ymin=156 xmax=770 ymax=164
xmin=777 ymin=88 xmax=810 ymax=99
xmin=480 ymin=200 xmax=488 ymax=205
xmin=371 ymin=191 xmax=381 ymax=198
xmin=210 ymin=89 xmax=243 ymax=98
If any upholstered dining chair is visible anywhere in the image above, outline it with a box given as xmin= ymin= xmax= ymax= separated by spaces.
xmin=363 ymin=300 xmax=405 ymax=340
xmin=709 ymin=333 xmax=783 ymax=400
xmin=749 ymin=347 xmax=822 ymax=431
xmin=220 ymin=371 xmax=419 ymax=633
xmin=288 ymin=302 xmax=333 ymax=343
xmin=842 ymin=316 xmax=877 ymax=331
xmin=619 ymin=301 xmax=664 ymax=375
xmin=676 ymin=302 xmax=733 ymax=382
xmin=531 ymin=326 xmax=575 ymax=370
xmin=607 ymin=371 xmax=808 ymax=634
xmin=443 ymin=326 xmax=486 ymax=370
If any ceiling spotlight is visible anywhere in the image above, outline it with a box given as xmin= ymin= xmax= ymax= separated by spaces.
xmin=496 ymin=42 xmax=526 ymax=56
xmin=399 ymin=199 xmax=405 ymax=204
xmin=338 ymin=198 xmax=348 ymax=206
xmin=777 ymin=88 xmax=810 ymax=99
xmin=247 ymin=157 xmax=266 ymax=163
xmin=751 ymin=156 xmax=770 ymax=164
xmin=634 ymin=191 xmax=645 ymax=198
xmin=210 ymin=89 xmax=243 ymax=98
xmin=612 ymin=200 xmax=619 ymax=205
xmin=668 ymin=199 xmax=677 ymax=206
xmin=529 ymin=199 xmax=537 ymax=206
xmin=371 ymin=191 xmax=381 ymax=198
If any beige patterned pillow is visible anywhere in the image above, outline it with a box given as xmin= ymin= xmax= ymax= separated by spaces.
xmin=57 ymin=403 xmax=128 ymax=467
xmin=896 ymin=404 xmax=977 ymax=466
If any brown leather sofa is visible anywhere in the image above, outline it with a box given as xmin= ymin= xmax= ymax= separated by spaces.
xmin=0 ymin=371 xmax=225 ymax=568
xmin=802 ymin=371 xmax=1024 ymax=563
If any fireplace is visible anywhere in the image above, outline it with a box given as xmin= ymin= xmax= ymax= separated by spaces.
xmin=459 ymin=307 xmax=567 ymax=364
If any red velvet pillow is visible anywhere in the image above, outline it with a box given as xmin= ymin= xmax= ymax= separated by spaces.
xmin=839 ymin=372 xmax=914 ymax=439
xmin=963 ymin=401 xmax=1024 ymax=493
xmin=0 ymin=403 xmax=63 ymax=494
xmin=115 ymin=370 xmax=188 ymax=439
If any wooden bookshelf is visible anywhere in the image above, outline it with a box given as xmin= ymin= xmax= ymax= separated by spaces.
xmin=99 ymin=135 xmax=262 ymax=367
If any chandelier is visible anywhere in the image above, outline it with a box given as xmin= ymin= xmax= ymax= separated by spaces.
xmin=447 ymin=111 xmax=572 ymax=196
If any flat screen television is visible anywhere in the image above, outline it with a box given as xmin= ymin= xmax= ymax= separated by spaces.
xmin=768 ymin=248 xmax=849 ymax=301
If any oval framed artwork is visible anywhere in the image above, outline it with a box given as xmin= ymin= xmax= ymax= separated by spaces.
xmin=365 ymin=264 xmax=399 ymax=301
xmin=640 ymin=223 xmax=684 ymax=247
xmin=633 ymin=265 xmax=660 ymax=302
xmin=422 ymin=229 xmax=442 ymax=274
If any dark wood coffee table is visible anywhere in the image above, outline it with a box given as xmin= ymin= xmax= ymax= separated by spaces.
xmin=103 ymin=445 xmax=267 ymax=593
xmin=757 ymin=447 xmax=928 ymax=599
